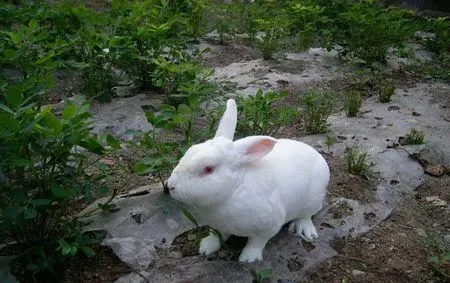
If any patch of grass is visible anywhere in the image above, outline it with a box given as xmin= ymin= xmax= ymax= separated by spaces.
xmin=378 ymin=81 xmax=396 ymax=103
xmin=325 ymin=134 xmax=336 ymax=153
xmin=344 ymin=91 xmax=362 ymax=117
xmin=301 ymin=91 xmax=333 ymax=134
xmin=404 ymin=128 xmax=426 ymax=145
xmin=425 ymin=233 xmax=450 ymax=280
xmin=346 ymin=147 xmax=370 ymax=175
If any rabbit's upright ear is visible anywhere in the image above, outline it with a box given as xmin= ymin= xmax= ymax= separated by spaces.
xmin=215 ymin=99 xmax=237 ymax=140
xmin=233 ymin=136 xmax=277 ymax=164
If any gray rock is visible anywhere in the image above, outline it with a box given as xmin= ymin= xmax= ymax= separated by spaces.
xmin=114 ymin=271 xmax=151 ymax=283
xmin=102 ymin=237 xmax=159 ymax=271
xmin=414 ymin=31 xmax=436 ymax=41
xmin=90 ymin=94 xmax=163 ymax=140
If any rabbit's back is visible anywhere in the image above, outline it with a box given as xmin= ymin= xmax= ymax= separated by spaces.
xmin=244 ymin=139 xmax=329 ymax=223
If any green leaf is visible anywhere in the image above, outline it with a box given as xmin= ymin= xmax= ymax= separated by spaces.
xmin=0 ymin=31 xmax=22 ymax=44
xmin=78 ymin=138 xmax=105 ymax=154
xmin=11 ymin=158 xmax=31 ymax=167
xmin=3 ymin=206 xmax=24 ymax=219
xmin=51 ymin=184 xmax=76 ymax=199
xmin=5 ymin=85 xmax=23 ymax=109
xmin=23 ymin=207 xmax=38 ymax=219
xmin=39 ymin=111 xmax=62 ymax=132
xmin=3 ymin=49 xmax=17 ymax=60
xmin=182 ymin=207 xmax=198 ymax=227
xmin=81 ymin=246 xmax=96 ymax=257
xmin=10 ymin=191 xmax=27 ymax=202
xmin=35 ymin=49 xmax=55 ymax=65
xmin=106 ymin=135 xmax=121 ymax=149
xmin=133 ymin=162 xmax=153 ymax=174
xmin=32 ymin=199 xmax=52 ymax=207
xmin=62 ymin=102 xmax=77 ymax=119
xmin=0 ymin=103 xmax=15 ymax=115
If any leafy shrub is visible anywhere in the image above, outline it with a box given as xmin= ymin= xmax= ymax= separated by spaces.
xmin=346 ymin=147 xmax=370 ymax=175
xmin=110 ymin=0 xmax=195 ymax=90
xmin=235 ymin=89 xmax=298 ymax=137
xmin=286 ymin=1 xmax=330 ymax=49
xmin=421 ymin=17 xmax=450 ymax=57
xmin=253 ymin=17 xmax=289 ymax=60
xmin=324 ymin=0 xmax=415 ymax=64
xmin=152 ymin=56 xmax=204 ymax=98
xmin=301 ymin=91 xmax=332 ymax=134
xmin=0 ymin=85 xmax=116 ymax=278
xmin=344 ymin=91 xmax=362 ymax=117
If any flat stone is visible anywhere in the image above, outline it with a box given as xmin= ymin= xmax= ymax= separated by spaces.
xmin=351 ymin=269 xmax=366 ymax=276
xmin=425 ymin=164 xmax=446 ymax=177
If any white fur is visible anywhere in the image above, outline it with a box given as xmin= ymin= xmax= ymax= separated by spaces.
xmin=167 ymin=99 xmax=329 ymax=263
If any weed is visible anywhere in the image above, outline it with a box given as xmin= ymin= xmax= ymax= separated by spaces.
xmin=346 ymin=147 xmax=370 ymax=175
xmin=403 ymin=128 xmax=425 ymax=145
xmin=82 ymin=63 xmax=115 ymax=103
xmin=378 ymin=81 xmax=396 ymax=103
xmin=425 ymin=233 xmax=450 ymax=279
xmin=252 ymin=268 xmax=273 ymax=283
xmin=325 ymin=134 xmax=336 ymax=153
xmin=344 ymin=91 xmax=362 ymax=117
xmin=301 ymin=91 xmax=333 ymax=134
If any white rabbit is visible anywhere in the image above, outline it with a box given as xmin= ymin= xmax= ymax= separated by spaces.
xmin=167 ymin=99 xmax=329 ymax=263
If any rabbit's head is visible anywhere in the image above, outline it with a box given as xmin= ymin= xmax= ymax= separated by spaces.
xmin=167 ymin=99 xmax=276 ymax=207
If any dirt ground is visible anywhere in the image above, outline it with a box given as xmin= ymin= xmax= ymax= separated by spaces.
xmin=307 ymin=174 xmax=450 ymax=283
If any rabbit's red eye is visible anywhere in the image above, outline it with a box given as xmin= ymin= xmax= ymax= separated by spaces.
xmin=201 ymin=166 xmax=215 ymax=176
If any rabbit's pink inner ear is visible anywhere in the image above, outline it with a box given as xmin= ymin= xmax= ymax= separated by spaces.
xmin=237 ymin=137 xmax=276 ymax=164
xmin=247 ymin=139 xmax=275 ymax=155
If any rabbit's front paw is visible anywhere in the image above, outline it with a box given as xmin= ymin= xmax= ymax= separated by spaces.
xmin=199 ymin=234 xmax=221 ymax=255
xmin=238 ymin=248 xmax=263 ymax=263
xmin=290 ymin=218 xmax=318 ymax=242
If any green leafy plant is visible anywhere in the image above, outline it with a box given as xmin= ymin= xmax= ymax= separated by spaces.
xmin=0 ymin=86 xmax=116 ymax=278
xmin=403 ymin=128 xmax=425 ymax=145
xmin=286 ymin=2 xmax=330 ymax=50
xmin=344 ymin=91 xmax=362 ymax=117
xmin=254 ymin=17 xmax=288 ymax=60
xmin=152 ymin=56 xmax=204 ymax=98
xmin=301 ymin=91 xmax=332 ymax=134
xmin=346 ymin=147 xmax=370 ymax=175
xmin=378 ymin=80 xmax=395 ymax=103
xmin=252 ymin=268 xmax=273 ymax=283
xmin=235 ymin=89 xmax=298 ymax=138
xmin=324 ymin=0 xmax=415 ymax=64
